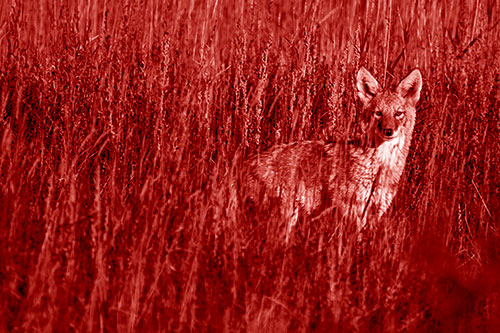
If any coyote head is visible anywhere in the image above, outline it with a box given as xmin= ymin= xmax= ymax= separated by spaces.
xmin=356 ymin=67 xmax=422 ymax=144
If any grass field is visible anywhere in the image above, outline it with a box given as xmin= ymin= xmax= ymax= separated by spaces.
xmin=1 ymin=0 xmax=500 ymax=331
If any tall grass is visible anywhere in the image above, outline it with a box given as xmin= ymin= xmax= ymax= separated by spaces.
xmin=1 ymin=0 xmax=499 ymax=331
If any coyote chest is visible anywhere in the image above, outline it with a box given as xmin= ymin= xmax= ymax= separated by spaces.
xmin=347 ymin=133 xmax=408 ymax=222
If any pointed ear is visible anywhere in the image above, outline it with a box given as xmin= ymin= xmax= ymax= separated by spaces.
xmin=396 ymin=69 xmax=422 ymax=107
xmin=356 ymin=67 xmax=380 ymax=106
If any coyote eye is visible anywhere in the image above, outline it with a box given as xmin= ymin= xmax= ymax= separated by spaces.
xmin=395 ymin=111 xmax=404 ymax=117
xmin=375 ymin=111 xmax=383 ymax=117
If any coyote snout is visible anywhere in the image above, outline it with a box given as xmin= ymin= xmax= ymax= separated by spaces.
xmin=236 ymin=67 xmax=422 ymax=239
xmin=377 ymin=110 xmax=400 ymax=139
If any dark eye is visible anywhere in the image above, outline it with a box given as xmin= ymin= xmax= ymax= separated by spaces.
xmin=395 ymin=111 xmax=404 ymax=117
xmin=375 ymin=111 xmax=383 ymax=117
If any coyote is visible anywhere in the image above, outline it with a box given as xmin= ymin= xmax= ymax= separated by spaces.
xmin=236 ymin=67 xmax=422 ymax=239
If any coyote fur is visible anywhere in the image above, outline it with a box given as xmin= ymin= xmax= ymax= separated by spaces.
xmin=237 ymin=67 xmax=422 ymax=237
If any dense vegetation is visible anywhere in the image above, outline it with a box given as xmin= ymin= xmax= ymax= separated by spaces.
xmin=1 ymin=0 xmax=499 ymax=331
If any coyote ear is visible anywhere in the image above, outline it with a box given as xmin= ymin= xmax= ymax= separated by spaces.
xmin=357 ymin=67 xmax=380 ymax=106
xmin=396 ymin=69 xmax=422 ymax=107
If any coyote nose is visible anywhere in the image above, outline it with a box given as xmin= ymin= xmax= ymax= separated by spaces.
xmin=383 ymin=129 xmax=393 ymax=137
